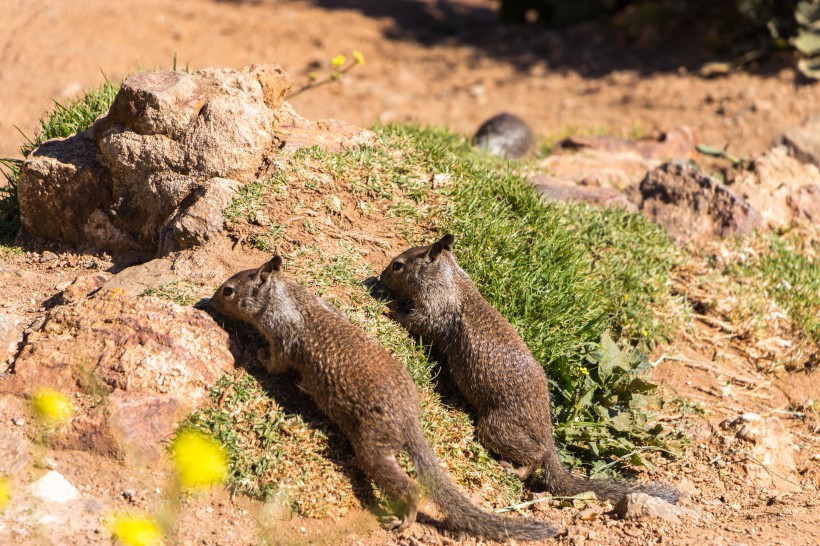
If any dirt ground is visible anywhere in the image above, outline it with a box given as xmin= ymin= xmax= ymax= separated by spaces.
xmin=1 ymin=1 xmax=819 ymax=545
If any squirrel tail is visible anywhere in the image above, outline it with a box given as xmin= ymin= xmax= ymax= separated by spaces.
xmin=407 ymin=433 xmax=557 ymax=542
xmin=535 ymin=447 xmax=679 ymax=504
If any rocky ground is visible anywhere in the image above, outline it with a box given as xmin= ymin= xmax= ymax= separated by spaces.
xmin=1 ymin=1 xmax=819 ymax=546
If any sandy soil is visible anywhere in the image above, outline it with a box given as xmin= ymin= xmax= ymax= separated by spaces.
xmin=1 ymin=1 xmax=819 ymax=545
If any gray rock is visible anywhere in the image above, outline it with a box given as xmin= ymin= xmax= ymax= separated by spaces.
xmin=29 ymin=471 xmax=80 ymax=503
xmin=157 ymin=177 xmax=241 ymax=254
xmin=473 ymin=113 xmax=535 ymax=159
xmin=614 ymin=492 xmax=699 ymax=523
xmin=636 ymin=162 xmax=763 ymax=245
xmin=777 ymin=114 xmax=820 ymax=166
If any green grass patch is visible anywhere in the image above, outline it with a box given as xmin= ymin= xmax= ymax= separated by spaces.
xmin=377 ymin=124 xmax=683 ymax=471
xmin=141 ymin=281 xmax=200 ymax=307
xmin=743 ymin=231 xmax=820 ymax=343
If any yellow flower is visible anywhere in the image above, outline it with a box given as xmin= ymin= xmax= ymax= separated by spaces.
xmin=578 ymin=366 xmax=589 ymax=376
xmin=641 ymin=329 xmax=648 ymax=336
xmin=0 ymin=475 xmax=11 ymax=512
xmin=308 ymin=71 xmax=318 ymax=81
xmin=31 ymin=388 xmax=74 ymax=425
xmin=331 ymin=54 xmax=347 ymax=69
xmin=622 ymin=294 xmax=629 ymax=301
xmin=352 ymin=51 xmax=365 ymax=65
xmin=110 ymin=514 xmax=163 ymax=546
xmin=171 ymin=429 xmax=228 ymax=489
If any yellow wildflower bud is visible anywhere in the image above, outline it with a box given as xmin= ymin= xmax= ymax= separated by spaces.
xmin=31 ymin=388 xmax=74 ymax=425
xmin=331 ymin=55 xmax=346 ymax=69
xmin=352 ymin=51 xmax=365 ymax=65
xmin=171 ymin=429 xmax=228 ymax=489
xmin=110 ymin=514 xmax=163 ymax=546
xmin=0 ymin=476 xmax=11 ymax=512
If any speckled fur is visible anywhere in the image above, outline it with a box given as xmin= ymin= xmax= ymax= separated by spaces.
xmin=210 ymin=257 xmax=557 ymax=542
xmin=472 ymin=112 xmax=536 ymax=159
xmin=380 ymin=236 xmax=678 ymax=504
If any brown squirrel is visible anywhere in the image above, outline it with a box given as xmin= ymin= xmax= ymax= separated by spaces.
xmin=209 ymin=256 xmax=557 ymax=541
xmin=379 ymin=235 xmax=678 ymax=504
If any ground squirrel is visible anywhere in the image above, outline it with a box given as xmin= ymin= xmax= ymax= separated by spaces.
xmin=380 ymin=235 xmax=678 ymax=504
xmin=209 ymin=256 xmax=557 ymax=541
xmin=473 ymin=113 xmax=536 ymax=159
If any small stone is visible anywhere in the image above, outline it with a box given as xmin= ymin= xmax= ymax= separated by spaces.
xmin=121 ymin=489 xmax=137 ymax=501
xmin=29 ymin=470 xmax=80 ymax=503
xmin=12 ymin=417 xmax=25 ymax=426
xmin=615 ymin=492 xmax=699 ymax=524
xmin=40 ymin=251 xmax=58 ymax=263
xmin=576 ymin=505 xmax=603 ymax=521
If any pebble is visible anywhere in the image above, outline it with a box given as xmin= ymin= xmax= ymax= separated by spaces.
xmin=12 ymin=417 xmax=25 ymax=426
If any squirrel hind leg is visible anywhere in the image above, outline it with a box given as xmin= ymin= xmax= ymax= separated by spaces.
xmin=355 ymin=447 xmax=420 ymax=532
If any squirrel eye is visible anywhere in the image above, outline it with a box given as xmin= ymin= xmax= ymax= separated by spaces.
xmin=391 ymin=261 xmax=404 ymax=272
xmin=222 ymin=286 xmax=235 ymax=297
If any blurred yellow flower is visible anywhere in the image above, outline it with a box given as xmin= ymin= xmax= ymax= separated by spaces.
xmin=110 ymin=514 xmax=163 ymax=546
xmin=641 ymin=329 xmax=648 ymax=336
xmin=0 ymin=475 xmax=11 ymax=512
xmin=31 ymin=388 xmax=74 ymax=425
xmin=579 ymin=366 xmax=589 ymax=376
xmin=171 ymin=429 xmax=228 ymax=489
xmin=352 ymin=51 xmax=365 ymax=65
xmin=331 ymin=54 xmax=346 ymax=69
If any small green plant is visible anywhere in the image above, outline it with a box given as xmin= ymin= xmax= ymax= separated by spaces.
xmin=141 ymin=281 xmax=200 ymax=307
xmin=743 ymin=231 xmax=820 ymax=343
xmin=287 ymin=51 xmax=365 ymax=100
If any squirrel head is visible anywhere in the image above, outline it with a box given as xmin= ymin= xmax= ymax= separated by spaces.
xmin=210 ymin=255 xmax=285 ymax=322
xmin=380 ymin=234 xmax=457 ymax=299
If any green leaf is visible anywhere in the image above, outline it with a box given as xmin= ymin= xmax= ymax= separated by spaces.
xmin=798 ymin=56 xmax=820 ymax=80
xmin=610 ymin=412 xmax=634 ymax=432
xmin=793 ymin=30 xmax=820 ymax=56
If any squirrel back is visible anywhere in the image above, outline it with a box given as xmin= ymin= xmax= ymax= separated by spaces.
xmin=473 ymin=112 xmax=536 ymax=159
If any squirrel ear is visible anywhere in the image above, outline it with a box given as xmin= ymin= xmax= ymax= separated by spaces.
xmin=258 ymin=255 xmax=283 ymax=282
xmin=427 ymin=234 xmax=454 ymax=262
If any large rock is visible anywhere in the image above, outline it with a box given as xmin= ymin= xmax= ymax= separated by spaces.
xmin=17 ymin=65 xmax=291 ymax=258
xmin=1 ymin=289 xmax=235 ymax=462
xmin=636 ymin=162 xmax=763 ymax=245
xmin=726 ymin=146 xmax=820 ymax=226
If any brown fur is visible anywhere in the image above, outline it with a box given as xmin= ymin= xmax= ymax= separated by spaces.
xmin=380 ymin=235 xmax=678 ymax=504
xmin=210 ymin=256 xmax=557 ymax=541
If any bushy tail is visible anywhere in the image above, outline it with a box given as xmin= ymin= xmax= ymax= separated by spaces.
xmin=537 ymin=450 xmax=678 ymax=504
xmin=407 ymin=433 xmax=557 ymax=542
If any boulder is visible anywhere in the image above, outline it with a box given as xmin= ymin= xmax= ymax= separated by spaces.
xmin=17 ymin=65 xmax=290 ymax=258
xmin=636 ymin=162 xmax=763 ymax=245
xmin=531 ymin=174 xmax=637 ymax=211
xmin=1 ymin=289 xmax=235 ymax=462
xmin=726 ymin=146 xmax=820 ymax=227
